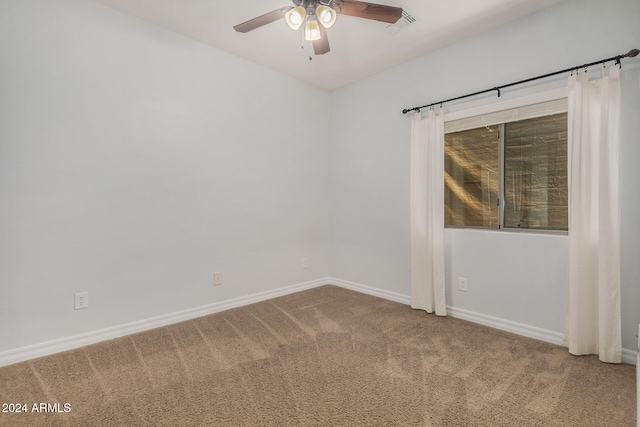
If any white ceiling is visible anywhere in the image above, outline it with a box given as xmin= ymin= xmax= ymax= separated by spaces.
xmin=94 ymin=0 xmax=564 ymax=91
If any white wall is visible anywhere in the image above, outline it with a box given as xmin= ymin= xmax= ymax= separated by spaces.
xmin=330 ymin=0 xmax=640 ymax=353
xmin=0 ymin=0 xmax=331 ymax=352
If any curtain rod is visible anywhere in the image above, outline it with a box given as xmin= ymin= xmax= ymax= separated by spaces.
xmin=401 ymin=48 xmax=639 ymax=115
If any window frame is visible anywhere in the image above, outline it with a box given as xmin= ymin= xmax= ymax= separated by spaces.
xmin=443 ymin=88 xmax=568 ymax=235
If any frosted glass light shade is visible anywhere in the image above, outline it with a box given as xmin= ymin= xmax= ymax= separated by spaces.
xmin=285 ymin=6 xmax=306 ymax=30
xmin=316 ymin=5 xmax=336 ymax=28
xmin=305 ymin=19 xmax=321 ymax=41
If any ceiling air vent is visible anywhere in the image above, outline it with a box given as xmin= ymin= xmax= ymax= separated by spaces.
xmin=385 ymin=9 xmax=416 ymax=34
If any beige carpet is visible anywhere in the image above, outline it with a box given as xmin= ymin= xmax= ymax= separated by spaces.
xmin=0 ymin=285 xmax=636 ymax=426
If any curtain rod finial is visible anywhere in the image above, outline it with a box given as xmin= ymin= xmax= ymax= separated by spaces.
xmin=626 ymin=48 xmax=639 ymax=58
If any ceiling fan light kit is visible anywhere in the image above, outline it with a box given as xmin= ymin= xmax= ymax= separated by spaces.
xmin=316 ymin=5 xmax=337 ymax=28
xmin=285 ymin=6 xmax=306 ymax=30
xmin=305 ymin=18 xmax=322 ymax=41
xmin=234 ymin=0 xmax=402 ymax=56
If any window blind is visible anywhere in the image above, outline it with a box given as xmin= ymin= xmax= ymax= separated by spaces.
xmin=444 ymin=98 xmax=567 ymax=134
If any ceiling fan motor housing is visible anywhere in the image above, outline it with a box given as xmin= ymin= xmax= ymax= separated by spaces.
xmin=292 ymin=0 xmax=343 ymax=13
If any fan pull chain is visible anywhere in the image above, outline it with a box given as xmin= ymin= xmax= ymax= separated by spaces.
xmin=299 ymin=27 xmax=314 ymax=61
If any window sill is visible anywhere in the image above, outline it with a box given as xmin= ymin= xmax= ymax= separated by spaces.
xmin=444 ymin=225 xmax=568 ymax=236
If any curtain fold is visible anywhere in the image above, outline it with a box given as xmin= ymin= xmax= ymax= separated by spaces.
xmin=563 ymin=65 xmax=622 ymax=363
xmin=410 ymin=110 xmax=446 ymax=316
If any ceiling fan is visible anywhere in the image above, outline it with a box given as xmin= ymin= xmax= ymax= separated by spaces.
xmin=233 ymin=0 xmax=403 ymax=56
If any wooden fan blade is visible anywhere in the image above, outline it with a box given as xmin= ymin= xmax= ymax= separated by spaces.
xmin=339 ymin=0 xmax=402 ymax=24
xmin=313 ymin=25 xmax=330 ymax=55
xmin=233 ymin=7 xmax=292 ymax=33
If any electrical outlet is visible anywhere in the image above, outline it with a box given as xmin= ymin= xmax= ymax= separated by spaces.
xmin=74 ymin=292 xmax=89 ymax=310
xmin=458 ymin=277 xmax=468 ymax=292
xmin=214 ymin=272 xmax=222 ymax=286
xmin=301 ymin=258 xmax=308 ymax=269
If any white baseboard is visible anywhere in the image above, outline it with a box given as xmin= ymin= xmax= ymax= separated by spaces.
xmin=624 ymin=348 xmax=638 ymax=367
xmin=445 ymin=305 xmax=564 ymax=346
xmin=327 ymin=277 xmax=638 ymax=366
xmin=448 ymin=308 xmax=636 ymax=365
xmin=0 ymin=277 xmax=330 ymax=368
xmin=328 ymin=277 xmax=412 ymax=305
xmin=2 ymin=277 xmax=637 ymax=367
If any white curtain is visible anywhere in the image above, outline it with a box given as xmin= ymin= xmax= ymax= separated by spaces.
xmin=563 ymin=65 xmax=622 ymax=363
xmin=410 ymin=109 xmax=446 ymax=316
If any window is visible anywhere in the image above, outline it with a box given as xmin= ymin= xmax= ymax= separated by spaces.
xmin=444 ymin=100 xmax=568 ymax=232
xmin=503 ymin=114 xmax=567 ymax=230
xmin=444 ymin=126 xmax=498 ymax=228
